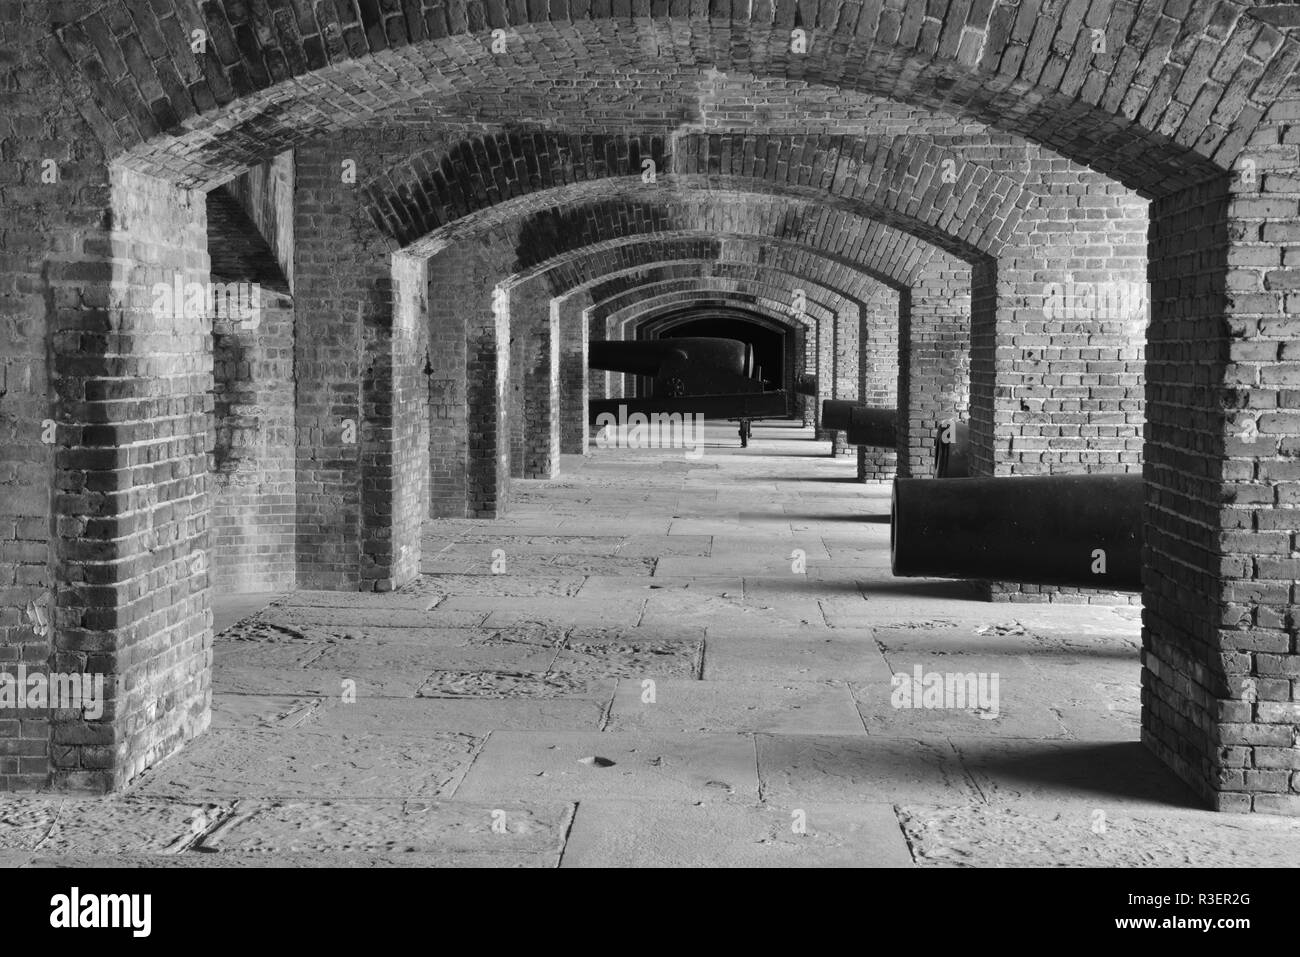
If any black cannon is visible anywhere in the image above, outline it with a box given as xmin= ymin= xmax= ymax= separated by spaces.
xmin=890 ymin=473 xmax=1143 ymax=591
xmin=795 ymin=373 xmax=818 ymax=396
xmin=588 ymin=338 xmax=759 ymax=397
xmin=588 ymin=337 xmax=788 ymax=444
xmin=933 ymin=420 xmax=970 ymax=478
xmin=821 ymin=401 xmax=898 ymax=448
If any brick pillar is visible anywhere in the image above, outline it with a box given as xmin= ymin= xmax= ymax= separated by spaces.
xmin=426 ymin=244 xmax=510 ymax=518
xmin=1143 ymin=132 xmax=1300 ymax=813
xmin=51 ymin=167 xmax=215 ymax=791
xmin=858 ymin=288 xmax=900 ymax=481
xmin=295 ymin=145 xmax=420 ymax=589
xmin=557 ymin=292 xmax=591 ymax=455
xmin=833 ymin=304 xmax=861 ymax=457
xmin=814 ymin=313 xmax=836 ymax=447
xmin=899 ymin=259 xmax=972 ymax=479
xmin=506 ymin=276 xmax=561 ymax=479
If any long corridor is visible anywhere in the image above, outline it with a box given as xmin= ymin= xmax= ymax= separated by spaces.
xmin=4 ymin=422 xmax=1299 ymax=867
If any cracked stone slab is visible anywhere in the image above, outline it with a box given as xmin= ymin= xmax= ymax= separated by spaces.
xmin=614 ymin=535 xmax=713 ymax=557
xmin=397 ymin=573 xmax=585 ymax=598
xmin=640 ymin=593 xmax=824 ymax=628
xmin=256 ymin=606 xmax=491 ymax=628
xmin=549 ymin=635 xmax=704 ymax=679
xmin=0 ymin=799 xmax=61 ymax=849
xmin=541 ymin=556 xmax=657 ymax=576
xmin=214 ymin=640 xmax=330 ymax=671
xmin=607 ymin=679 xmax=865 ymax=735
xmin=198 ymin=799 xmax=572 ymax=860
xmin=898 ymin=803 xmax=1300 ymax=868
xmin=416 ymin=669 xmax=609 ymax=699
xmin=757 ymin=734 xmax=975 ymax=805
xmin=36 ymin=798 xmax=235 ymax=855
xmin=214 ymin=665 xmax=428 ymax=699
xmin=133 ymin=729 xmax=483 ymax=800
xmin=309 ymin=635 xmax=557 ymax=677
xmin=576 ymin=576 xmax=742 ymax=599
xmin=850 ymin=658 xmax=1073 ymax=739
xmin=460 ymin=597 xmax=648 ymax=628
xmin=308 ymin=696 xmax=609 ymax=734
xmin=271 ymin=591 xmax=439 ymax=610
xmin=210 ymin=694 xmax=324 ymax=731
xmin=561 ymin=800 xmax=913 ymax=868
xmin=702 ymin=633 xmax=892 ymax=683
xmin=453 ymin=731 xmax=760 ymax=804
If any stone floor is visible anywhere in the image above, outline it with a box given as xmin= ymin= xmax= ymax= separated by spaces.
xmin=5 ymin=419 xmax=1300 ymax=868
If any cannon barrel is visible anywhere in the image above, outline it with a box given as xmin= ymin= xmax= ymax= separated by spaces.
xmin=846 ymin=407 xmax=898 ymax=448
xmin=821 ymin=399 xmax=856 ymax=431
xmin=588 ymin=338 xmax=754 ymax=379
xmin=890 ymin=473 xmax=1143 ymax=591
xmin=821 ymin=401 xmax=898 ymax=447
xmin=795 ymin=373 xmax=818 ymax=397
xmin=933 ymin=421 xmax=970 ymax=478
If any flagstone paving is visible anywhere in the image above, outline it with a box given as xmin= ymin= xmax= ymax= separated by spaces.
xmin=5 ymin=420 xmax=1299 ymax=867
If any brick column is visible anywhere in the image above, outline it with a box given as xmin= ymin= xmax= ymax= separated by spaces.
xmin=506 ymin=276 xmax=561 ymax=479
xmin=832 ymin=304 xmax=861 ymax=457
xmin=426 ymin=244 xmax=510 ymax=518
xmin=295 ymin=145 xmax=421 ymax=590
xmin=557 ymin=292 xmax=591 ymax=455
xmin=898 ymin=259 xmax=972 ymax=479
xmin=858 ymin=287 xmax=901 ymax=481
xmin=50 ymin=167 xmax=215 ymax=791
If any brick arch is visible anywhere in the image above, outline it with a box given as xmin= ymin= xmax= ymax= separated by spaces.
xmin=515 ymin=232 xmax=902 ymax=302
xmin=597 ymin=278 xmax=841 ymax=334
xmin=635 ymin=302 xmax=815 ymax=408
xmin=640 ymin=306 xmax=802 ymax=340
xmin=589 ymin=264 xmax=852 ymax=324
xmin=595 ymin=277 xmax=847 ymax=412
xmin=397 ymin=175 xmax=983 ymax=276
xmin=50 ymin=3 xmax=1286 ymax=193
xmin=364 ymin=132 xmax=1029 ymax=258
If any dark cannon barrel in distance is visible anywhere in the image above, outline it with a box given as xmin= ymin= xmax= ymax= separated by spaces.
xmin=890 ymin=473 xmax=1143 ymax=591
xmin=795 ymin=374 xmax=818 ymax=396
xmin=933 ymin=421 xmax=970 ymax=478
xmin=821 ymin=399 xmax=856 ymax=431
xmin=588 ymin=338 xmax=755 ymax=379
xmin=820 ymin=400 xmax=898 ymax=447
xmin=845 ymin=407 xmax=898 ymax=448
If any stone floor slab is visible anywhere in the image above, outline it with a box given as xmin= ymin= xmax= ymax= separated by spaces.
xmin=607 ymin=678 xmax=865 ymax=734
xmin=453 ymin=731 xmax=760 ymax=804
xmin=561 ymin=800 xmax=913 ymax=867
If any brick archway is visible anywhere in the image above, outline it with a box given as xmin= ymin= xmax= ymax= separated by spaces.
xmin=15 ymin=0 xmax=1297 ymax=812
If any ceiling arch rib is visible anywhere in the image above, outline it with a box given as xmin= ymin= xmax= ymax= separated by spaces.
xmin=49 ymin=5 xmax=1282 ymax=193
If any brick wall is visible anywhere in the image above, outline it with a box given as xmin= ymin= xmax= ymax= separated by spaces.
xmin=206 ymin=188 xmax=296 ymax=594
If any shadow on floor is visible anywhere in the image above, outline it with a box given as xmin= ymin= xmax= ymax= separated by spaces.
xmin=957 ymin=740 xmax=1206 ymax=810
xmin=858 ymin=580 xmax=986 ymax=600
